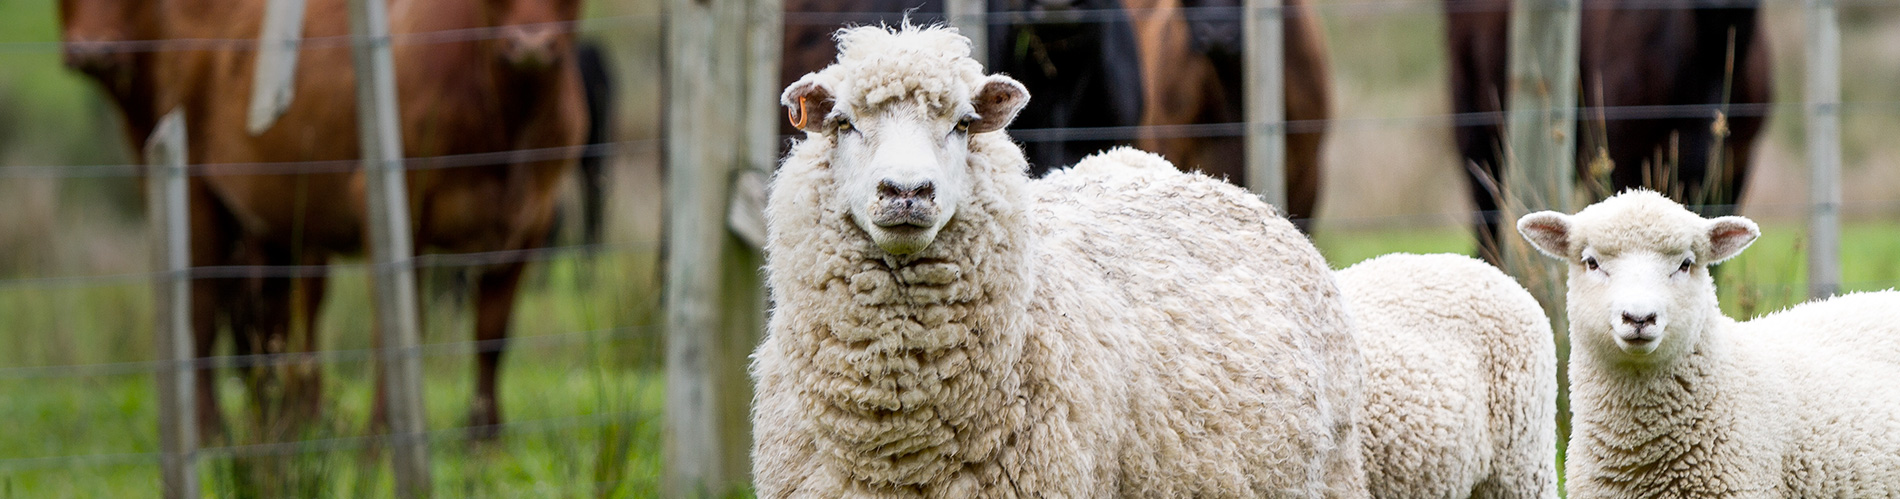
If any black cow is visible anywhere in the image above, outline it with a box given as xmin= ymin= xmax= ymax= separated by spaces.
xmin=781 ymin=0 xmax=1146 ymax=172
xmin=1448 ymin=0 xmax=1772 ymax=262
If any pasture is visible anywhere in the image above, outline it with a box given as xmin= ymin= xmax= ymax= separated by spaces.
xmin=3 ymin=0 xmax=1900 ymax=496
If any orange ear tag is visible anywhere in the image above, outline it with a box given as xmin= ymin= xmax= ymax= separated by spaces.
xmin=789 ymin=96 xmax=809 ymax=129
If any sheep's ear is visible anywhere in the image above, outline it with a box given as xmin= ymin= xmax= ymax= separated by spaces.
xmin=1517 ymin=211 xmax=1573 ymax=259
xmin=782 ymin=74 xmax=836 ymax=133
xmin=969 ymin=75 xmax=1028 ymax=134
xmin=1705 ymin=216 xmax=1759 ymax=264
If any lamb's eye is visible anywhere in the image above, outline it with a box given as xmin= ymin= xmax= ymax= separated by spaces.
xmin=954 ymin=117 xmax=973 ymax=133
xmin=835 ymin=119 xmax=854 ymax=133
xmin=1584 ymin=257 xmax=1600 ymax=271
xmin=1678 ymin=259 xmax=1694 ymax=273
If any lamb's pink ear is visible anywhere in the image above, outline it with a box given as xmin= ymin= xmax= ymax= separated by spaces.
xmin=1706 ymin=216 xmax=1759 ymax=264
xmin=969 ymin=75 xmax=1028 ymax=133
xmin=1517 ymin=211 xmax=1573 ymax=259
xmin=782 ymin=74 xmax=835 ymax=133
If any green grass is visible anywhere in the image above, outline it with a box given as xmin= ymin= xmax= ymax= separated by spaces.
xmin=1312 ymin=224 xmax=1477 ymax=269
xmin=0 ymin=252 xmax=670 ymax=498
xmin=5 ymin=220 xmax=1892 ymax=496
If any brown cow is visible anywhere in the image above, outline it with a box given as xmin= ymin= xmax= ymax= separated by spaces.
xmin=1126 ymin=0 xmax=1333 ymax=230
xmin=59 ymin=0 xmax=276 ymax=441
xmin=1447 ymin=0 xmax=1772 ymax=262
xmin=150 ymin=0 xmax=586 ymax=439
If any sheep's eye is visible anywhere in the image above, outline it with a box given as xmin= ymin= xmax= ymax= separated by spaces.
xmin=1678 ymin=259 xmax=1694 ymax=273
xmin=1583 ymin=257 xmax=1600 ymax=271
xmin=834 ymin=118 xmax=854 ymax=133
xmin=954 ymin=117 xmax=973 ymax=134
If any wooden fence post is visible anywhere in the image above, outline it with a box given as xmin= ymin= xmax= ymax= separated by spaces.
xmin=147 ymin=109 xmax=199 ymax=499
xmin=1806 ymin=0 xmax=1842 ymax=299
xmin=1244 ymin=0 xmax=1288 ymax=208
xmin=1501 ymin=0 xmax=1580 ymax=458
xmin=947 ymin=0 xmax=986 ymax=65
xmin=664 ymin=0 xmax=775 ymax=493
xmin=345 ymin=0 xmax=431 ymax=495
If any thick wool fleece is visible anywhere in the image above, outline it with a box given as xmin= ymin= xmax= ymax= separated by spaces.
xmin=753 ymin=101 xmax=1371 ymax=499
xmin=1553 ymin=193 xmax=1900 ymax=497
xmin=1335 ymin=254 xmax=1556 ymax=499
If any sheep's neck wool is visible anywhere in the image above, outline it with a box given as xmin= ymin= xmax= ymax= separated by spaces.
xmin=1567 ymin=324 xmax=1783 ymax=496
xmin=762 ymin=120 xmax=1036 ymax=491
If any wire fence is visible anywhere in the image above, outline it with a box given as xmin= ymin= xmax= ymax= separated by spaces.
xmin=3 ymin=0 xmax=1898 ymax=495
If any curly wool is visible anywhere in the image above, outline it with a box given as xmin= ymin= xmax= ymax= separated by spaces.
xmin=1552 ymin=193 xmax=1900 ymax=497
xmin=827 ymin=25 xmax=988 ymax=118
xmin=1335 ymin=254 xmax=1556 ymax=499
xmin=752 ymin=57 xmax=1372 ymax=495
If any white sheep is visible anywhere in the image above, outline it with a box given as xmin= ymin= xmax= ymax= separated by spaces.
xmin=1335 ymin=253 xmax=1557 ymax=499
xmin=750 ymin=24 xmax=1370 ymax=498
xmin=1518 ymin=189 xmax=1900 ymax=497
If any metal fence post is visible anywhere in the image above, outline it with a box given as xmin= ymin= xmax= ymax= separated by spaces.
xmin=346 ymin=0 xmax=431 ymax=495
xmin=1806 ymin=0 xmax=1842 ymax=299
xmin=146 ymin=110 xmax=199 ymax=499
xmin=1245 ymin=0 xmax=1288 ymax=209
xmin=664 ymin=0 xmax=773 ymax=494
xmin=1501 ymin=0 xmax=1580 ymax=457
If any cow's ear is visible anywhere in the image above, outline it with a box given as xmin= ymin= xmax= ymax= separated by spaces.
xmin=969 ymin=75 xmax=1028 ymax=134
xmin=782 ymin=74 xmax=835 ymax=133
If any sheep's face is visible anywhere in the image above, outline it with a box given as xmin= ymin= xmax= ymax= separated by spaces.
xmin=782 ymin=73 xmax=1028 ymax=256
xmin=1519 ymin=190 xmax=1758 ymax=365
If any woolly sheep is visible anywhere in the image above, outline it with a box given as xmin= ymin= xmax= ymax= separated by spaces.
xmin=750 ymin=24 xmax=1370 ymax=498
xmin=1336 ymin=253 xmax=1557 ymax=498
xmin=1518 ymin=189 xmax=1900 ymax=497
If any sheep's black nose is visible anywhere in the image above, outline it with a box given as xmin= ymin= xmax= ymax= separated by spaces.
xmin=877 ymin=179 xmax=934 ymax=202
xmin=1622 ymin=312 xmax=1657 ymax=328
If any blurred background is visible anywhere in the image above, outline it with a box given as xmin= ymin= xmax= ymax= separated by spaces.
xmin=1 ymin=0 xmax=1897 ymax=496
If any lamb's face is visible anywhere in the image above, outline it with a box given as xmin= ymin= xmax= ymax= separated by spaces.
xmin=782 ymin=73 xmax=1028 ymax=256
xmin=1519 ymin=190 xmax=1759 ymax=365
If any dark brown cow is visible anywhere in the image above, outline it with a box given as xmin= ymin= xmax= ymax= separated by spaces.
xmin=148 ymin=0 xmax=586 ymax=439
xmin=1448 ymin=0 xmax=1772 ymax=262
xmin=1126 ymin=0 xmax=1333 ymax=229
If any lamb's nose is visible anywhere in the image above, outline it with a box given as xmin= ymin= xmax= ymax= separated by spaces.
xmin=1622 ymin=312 xmax=1657 ymax=328
xmin=877 ymin=179 xmax=934 ymax=203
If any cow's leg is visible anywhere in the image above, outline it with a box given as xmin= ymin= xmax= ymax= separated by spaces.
xmin=237 ymin=247 xmax=298 ymax=438
xmin=468 ymin=261 xmax=525 ymax=440
xmin=188 ymin=180 xmax=234 ymax=444
xmin=283 ymin=252 xmax=328 ymax=431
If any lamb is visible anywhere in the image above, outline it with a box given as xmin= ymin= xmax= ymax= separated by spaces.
xmin=1517 ymin=189 xmax=1900 ymax=497
xmin=751 ymin=24 xmax=1370 ymax=497
xmin=1335 ymin=253 xmax=1557 ymax=498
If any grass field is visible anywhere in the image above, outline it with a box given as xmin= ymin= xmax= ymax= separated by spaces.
xmin=3 ymin=219 xmax=1896 ymax=497
xmin=1 ymin=253 xmax=670 ymax=498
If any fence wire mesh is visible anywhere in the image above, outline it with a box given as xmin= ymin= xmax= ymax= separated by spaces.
xmin=2 ymin=0 xmax=1898 ymax=495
